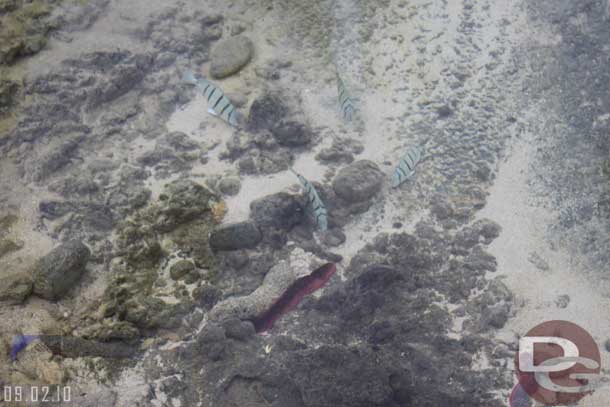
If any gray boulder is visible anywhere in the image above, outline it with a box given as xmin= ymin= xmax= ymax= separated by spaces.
xmin=209 ymin=36 xmax=254 ymax=79
xmin=32 ymin=241 xmax=91 ymax=301
xmin=332 ymin=160 xmax=384 ymax=203
xmin=209 ymin=221 xmax=262 ymax=251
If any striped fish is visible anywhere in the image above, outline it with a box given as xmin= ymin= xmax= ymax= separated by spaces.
xmin=290 ymin=169 xmax=328 ymax=231
xmin=182 ymin=71 xmax=243 ymax=127
xmin=391 ymin=145 xmax=423 ymax=188
xmin=336 ymin=73 xmax=355 ymax=122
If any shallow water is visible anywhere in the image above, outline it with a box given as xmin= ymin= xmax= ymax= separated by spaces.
xmin=0 ymin=0 xmax=609 ymax=406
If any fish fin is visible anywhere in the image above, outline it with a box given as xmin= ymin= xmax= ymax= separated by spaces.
xmin=182 ymin=71 xmax=198 ymax=85
xmin=207 ymin=107 xmax=219 ymax=116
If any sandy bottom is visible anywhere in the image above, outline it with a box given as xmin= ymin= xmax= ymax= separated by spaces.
xmin=481 ymin=127 xmax=610 ymax=405
xmin=2 ymin=0 xmax=609 ymax=405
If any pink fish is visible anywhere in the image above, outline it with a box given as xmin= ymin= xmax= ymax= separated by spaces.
xmin=252 ymin=263 xmax=337 ymax=333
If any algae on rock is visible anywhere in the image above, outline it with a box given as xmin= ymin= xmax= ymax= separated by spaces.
xmin=0 ymin=0 xmax=55 ymax=65
xmin=82 ymin=180 xmax=223 ymax=338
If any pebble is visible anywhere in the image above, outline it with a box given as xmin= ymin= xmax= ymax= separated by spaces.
xmin=209 ymin=36 xmax=254 ymax=79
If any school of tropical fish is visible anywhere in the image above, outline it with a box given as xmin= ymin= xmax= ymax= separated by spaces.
xmin=181 ymin=67 xmax=425 ymax=232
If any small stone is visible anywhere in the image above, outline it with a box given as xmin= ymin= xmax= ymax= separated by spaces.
xmin=605 ymin=339 xmax=610 ymax=352
xmin=218 ymin=177 xmax=241 ymax=196
xmin=271 ymin=121 xmax=313 ymax=147
xmin=193 ymin=284 xmax=222 ymax=310
xmin=209 ymin=221 xmax=262 ymax=251
xmin=184 ymin=270 xmax=201 ymax=285
xmin=209 ymin=36 xmax=254 ymax=79
xmin=555 ymin=294 xmax=570 ymax=309
xmin=322 ymin=229 xmax=346 ymax=247
xmin=437 ymin=104 xmax=453 ymax=118
xmin=32 ymin=240 xmax=91 ymax=301
xmin=332 ymin=160 xmax=384 ymax=203
xmin=453 ymin=305 xmax=466 ymax=317
xmin=170 ymin=260 xmax=195 ymax=281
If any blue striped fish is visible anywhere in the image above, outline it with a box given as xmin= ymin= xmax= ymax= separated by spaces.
xmin=391 ymin=146 xmax=423 ymax=188
xmin=336 ymin=73 xmax=355 ymax=122
xmin=182 ymin=71 xmax=243 ymax=127
xmin=290 ymin=169 xmax=328 ymax=231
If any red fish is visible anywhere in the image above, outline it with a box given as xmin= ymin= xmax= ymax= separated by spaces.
xmin=252 ymin=263 xmax=337 ymax=333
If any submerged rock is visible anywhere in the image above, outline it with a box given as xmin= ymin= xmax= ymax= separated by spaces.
xmin=271 ymin=121 xmax=313 ymax=147
xmin=209 ymin=36 xmax=254 ymax=79
xmin=218 ymin=176 xmax=241 ymax=196
xmin=196 ymin=324 xmax=227 ymax=360
xmin=209 ymin=221 xmax=262 ymax=251
xmin=155 ymin=179 xmax=217 ymax=232
xmin=247 ymin=93 xmax=289 ymax=132
xmin=316 ymin=137 xmax=364 ymax=165
xmin=332 ymin=160 xmax=384 ymax=203
xmin=32 ymin=240 xmax=91 ymax=301
xmin=170 ymin=260 xmax=196 ymax=281
xmin=0 ymin=1 xmax=55 ymax=65
xmin=250 ymin=192 xmax=304 ymax=231
xmin=0 ymin=272 xmax=33 ymax=304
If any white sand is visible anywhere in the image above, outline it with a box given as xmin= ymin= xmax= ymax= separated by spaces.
xmin=481 ymin=128 xmax=610 ymax=405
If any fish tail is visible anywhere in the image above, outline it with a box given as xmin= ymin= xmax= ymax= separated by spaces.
xmin=229 ymin=110 xmax=245 ymax=128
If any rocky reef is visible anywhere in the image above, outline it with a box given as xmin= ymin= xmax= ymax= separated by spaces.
xmin=4 ymin=0 xmax=607 ymax=406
